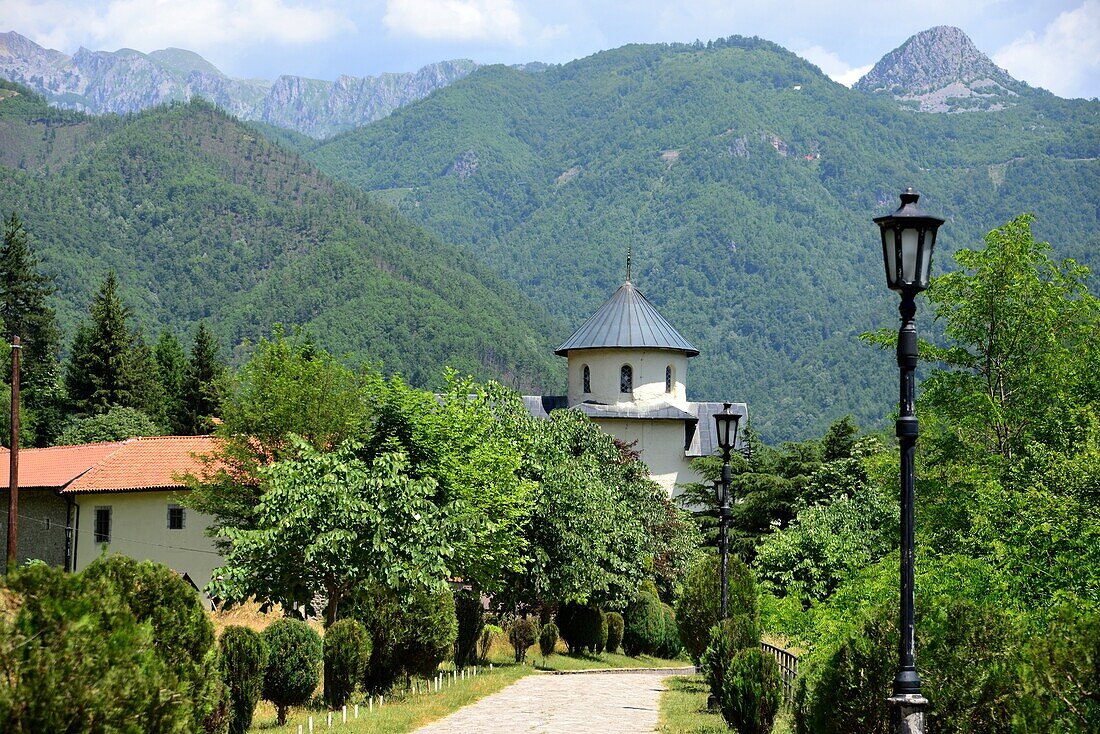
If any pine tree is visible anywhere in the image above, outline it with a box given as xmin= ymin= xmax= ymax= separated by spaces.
xmin=177 ymin=321 xmax=225 ymax=434
xmin=0 ymin=212 xmax=63 ymax=446
xmin=64 ymin=272 xmax=145 ymax=415
xmin=154 ymin=330 xmax=186 ymax=432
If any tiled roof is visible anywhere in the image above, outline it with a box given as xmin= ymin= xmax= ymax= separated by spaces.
xmin=0 ymin=441 xmax=126 ymax=488
xmin=555 ymin=281 xmax=699 ymax=356
xmin=686 ymin=402 xmax=749 ymax=457
xmin=61 ymin=435 xmax=219 ymax=494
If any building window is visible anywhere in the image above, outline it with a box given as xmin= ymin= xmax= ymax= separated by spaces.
xmin=94 ymin=506 xmax=111 ymax=545
xmin=620 ymin=364 xmax=633 ymax=393
xmin=583 ymin=365 xmax=591 ymax=393
xmin=168 ymin=504 xmax=185 ymax=530
xmin=665 ymin=365 xmax=673 ymax=393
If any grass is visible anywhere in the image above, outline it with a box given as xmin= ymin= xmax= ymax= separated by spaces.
xmin=534 ymin=650 xmax=693 ymax=672
xmin=249 ymin=663 xmax=532 ymax=732
xmin=657 ymin=674 xmax=795 ymax=734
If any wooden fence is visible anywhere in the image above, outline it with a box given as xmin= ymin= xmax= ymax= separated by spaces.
xmin=760 ymin=641 xmax=799 ymax=704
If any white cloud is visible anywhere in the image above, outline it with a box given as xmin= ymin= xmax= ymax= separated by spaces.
xmin=7 ymin=0 xmax=353 ymax=54
xmin=994 ymin=0 xmax=1100 ymax=98
xmin=798 ymin=45 xmax=872 ymax=87
xmin=383 ymin=0 xmax=527 ymax=44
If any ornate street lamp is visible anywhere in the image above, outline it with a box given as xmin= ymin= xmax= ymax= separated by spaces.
xmin=873 ymin=188 xmax=944 ymax=734
xmin=713 ymin=402 xmax=741 ymax=620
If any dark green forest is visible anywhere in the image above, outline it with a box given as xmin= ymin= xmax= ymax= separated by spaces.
xmin=307 ymin=37 xmax=1100 ymax=441
xmin=0 ymin=80 xmax=564 ymax=396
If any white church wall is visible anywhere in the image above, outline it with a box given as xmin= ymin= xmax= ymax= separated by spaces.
xmin=568 ymin=348 xmax=688 ymax=407
xmin=591 ymin=418 xmax=701 ymax=496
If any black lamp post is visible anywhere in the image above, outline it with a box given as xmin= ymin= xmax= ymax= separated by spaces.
xmin=873 ymin=188 xmax=944 ymax=734
xmin=713 ymin=402 xmax=741 ymax=620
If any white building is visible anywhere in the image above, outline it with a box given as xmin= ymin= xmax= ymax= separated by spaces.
xmin=524 ymin=278 xmax=747 ymax=495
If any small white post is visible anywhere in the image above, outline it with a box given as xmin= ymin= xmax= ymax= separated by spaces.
xmin=490 ymin=663 xmax=494 ymax=671
xmin=355 ymin=704 xmax=359 ymax=719
xmin=298 ymin=726 xmax=303 ymax=734
xmin=308 ymin=716 xmax=314 ymax=733
xmin=379 ymin=694 xmax=384 ymax=708
xmin=343 ymin=705 xmax=347 ymax=723
xmin=327 ymin=711 xmax=332 ymax=728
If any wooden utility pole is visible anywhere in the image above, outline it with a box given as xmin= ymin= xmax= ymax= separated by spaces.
xmin=6 ymin=335 xmax=19 ymax=569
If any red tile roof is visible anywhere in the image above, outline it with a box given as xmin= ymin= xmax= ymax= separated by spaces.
xmin=62 ymin=435 xmax=220 ymax=494
xmin=0 ymin=441 xmax=126 ymax=488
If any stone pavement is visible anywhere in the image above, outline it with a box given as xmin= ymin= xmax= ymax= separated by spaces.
xmin=412 ymin=671 xmax=685 ymax=733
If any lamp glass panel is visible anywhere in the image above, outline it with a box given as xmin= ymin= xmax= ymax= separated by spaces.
xmin=883 ymin=228 xmax=898 ymax=286
xmin=919 ymin=230 xmax=935 ymax=285
xmin=901 ymin=228 xmax=919 ymax=282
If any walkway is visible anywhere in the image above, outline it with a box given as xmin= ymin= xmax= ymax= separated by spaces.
xmin=412 ymin=670 xmax=685 ymax=734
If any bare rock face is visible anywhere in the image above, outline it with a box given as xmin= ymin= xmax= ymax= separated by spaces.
xmin=855 ymin=26 xmax=1023 ymax=112
xmin=0 ymin=31 xmax=476 ymax=137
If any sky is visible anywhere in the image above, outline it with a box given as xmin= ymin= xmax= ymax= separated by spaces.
xmin=5 ymin=0 xmax=1100 ymax=99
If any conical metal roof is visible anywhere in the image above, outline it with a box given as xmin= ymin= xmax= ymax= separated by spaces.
xmin=555 ymin=281 xmax=699 ymax=357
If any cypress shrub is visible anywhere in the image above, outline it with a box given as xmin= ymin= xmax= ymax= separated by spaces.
xmin=508 ymin=617 xmax=539 ymax=662
xmin=622 ymin=591 xmax=664 ymax=656
xmin=83 ymin=555 xmax=219 ymax=727
xmin=355 ymin=585 xmax=458 ymax=694
xmin=596 ymin=610 xmax=609 ymax=654
xmin=539 ymin=621 xmax=560 ymax=657
xmin=262 ymin=619 xmax=322 ymax=726
xmin=453 ymin=588 xmax=484 ymax=670
xmin=720 ymin=648 xmax=782 ymax=734
xmin=676 ymin=554 xmax=758 ymax=664
xmin=658 ymin=603 xmax=682 ymax=658
xmin=605 ymin=612 xmax=625 ymax=653
xmin=323 ymin=619 xmax=370 ymax=710
xmin=703 ymin=616 xmax=760 ymax=703
xmin=0 ymin=563 xmax=188 ymax=731
xmin=1016 ymin=603 xmax=1100 ymax=732
xmin=557 ymin=602 xmax=605 ymax=653
xmin=218 ymin=626 xmax=267 ymax=734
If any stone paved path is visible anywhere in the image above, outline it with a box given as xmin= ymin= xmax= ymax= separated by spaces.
xmin=412 ymin=671 xmax=680 ymax=733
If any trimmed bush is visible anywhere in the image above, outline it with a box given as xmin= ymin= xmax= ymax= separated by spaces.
xmin=557 ymin=602 xmax=605 ymax=654
xmin=508 ymin=617 xmax=539 ymax=662
xmin=453 ymin=588 xmax=484 ymax=670
xmin=676 ymin=554 xmax=758 ymax=664
xmin=658 ymin=602 xmax=682 ymax=658
xmin=219 ymin=626 xmax=267 ymax=734
xmin=623 ymin=591 xmax=664 ymax=656
xmin=0 ymin=563 xmax=188 ymax=731
xmin=323 ymin=618 xmax=370 ymax=710
xmin=262 ymin=619 xmax=322 ymax=725
xmin=82 ymin=554 xmax=221 ymax=730
xmin=720 ymin=648 xmax=782 ymax=734
xmin=596 ymin=610 xmax=609 ymax=654
xmin=356 ymin=585 xmax=458 ymax=694
xmin=703 ymin=616 xmax=760 ymax=703
xmin=478 ymin=623 xmax=503 ymax=662
xmin=606 ymin=612 xmax=625 ymax=653
xmin=539 ymin=621 xmax=560 ymax=657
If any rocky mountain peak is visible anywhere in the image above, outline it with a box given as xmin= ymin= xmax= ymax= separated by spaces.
xmin=855 ymin=26 xmax=1021 ymax=112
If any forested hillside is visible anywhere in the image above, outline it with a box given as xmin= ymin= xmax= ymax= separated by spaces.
xmin=0 ymin=81 xmax=564 ymax=392
xmin=308 ymin=35 xmax=1100 ymax=441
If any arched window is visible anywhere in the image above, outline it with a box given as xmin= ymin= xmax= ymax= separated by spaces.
xmin=582 ymin=364 xmax=591 ymax=393
xmin=620 ymin=364 xmax=633 ymax=393
xmin=665 ymin=365 xmax=673 ymax=393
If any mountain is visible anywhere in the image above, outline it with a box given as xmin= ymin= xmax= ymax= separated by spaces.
xmin=305 ymin=34 xmax=1099 ymax=442
xmin=0 ymin=31 xmax=476 ymax=138
xmin=0 ymin=81 xmax=564 ymax=392
xmin=854 ymin=26 xmax=1028 ymax=112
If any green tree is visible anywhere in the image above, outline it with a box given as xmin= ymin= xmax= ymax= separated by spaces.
xmin=208 ymin=439 xmax=458 ymax=626
xmin=55 ymin=404 xmax=160 ymax=445
xmin=153 ymin=330 xmax=186 ymax=433
xmin=64 ymin=271 xmax=159 ymax=416
xmin=177 ymin=321 xmax=226 ymax=435
xmin=261 ymin=619 xmax=322 ymax=726
xmin=0 ymin=212 xmax=63 ymax=446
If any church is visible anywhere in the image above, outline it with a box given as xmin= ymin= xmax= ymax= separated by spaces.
xmin=523 ymin=276 xmax=747 ymax=496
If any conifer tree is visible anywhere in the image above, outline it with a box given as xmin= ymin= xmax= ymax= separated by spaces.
xmin=64 ymin=272 xmax=150 ymax=416
xmin=0 ymin=212 xmax=63 ymax=446
xmin=154 ymin=330 xmax=186 ymax=432
xmin=177 ymin=321 xmax=225 ymax=434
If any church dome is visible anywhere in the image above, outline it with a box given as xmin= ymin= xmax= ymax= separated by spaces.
xmin=555 ymin=281 xmax=699 ymax=357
